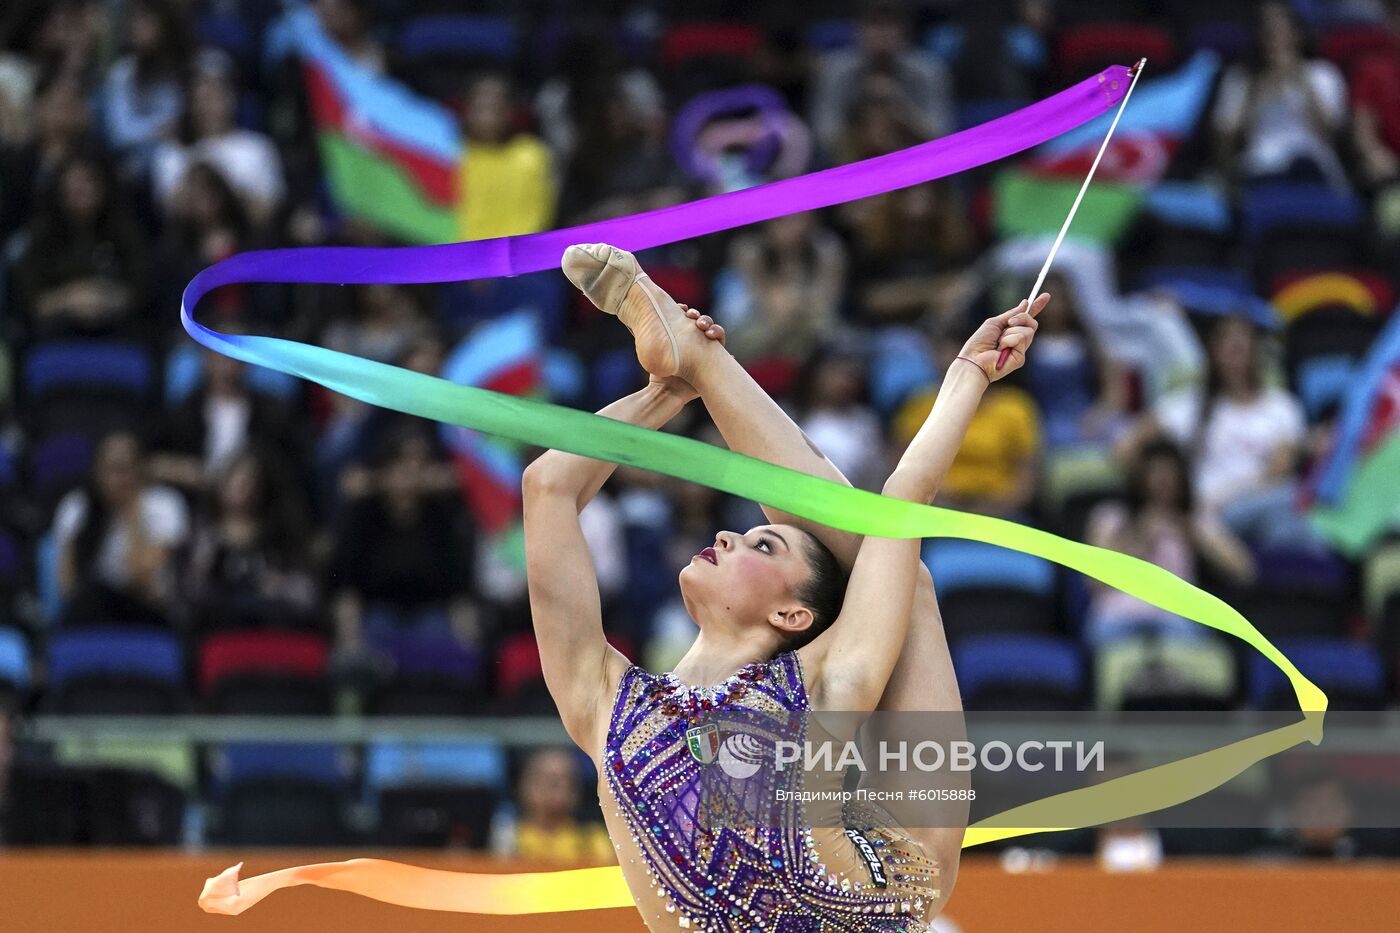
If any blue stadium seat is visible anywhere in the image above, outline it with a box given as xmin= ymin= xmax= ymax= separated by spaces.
xmin=45 ymin=627 xmax=185 ymax=714
xmin=0 ymin=626 xmax=30 ymax=697
xmin=1241 ymin=184 xmax=1364 ymax=241
xmin=869 ymin=329 xmax=937 ymax=415
xmin=364 ymin=740 xmax=508 ymax=806
xmin=211 ymin=742 xmax=352 ymax=846
xmin=27 ymin=432 xmax=94 ymax=506
xmin=955 ymin=98 xmax=1030 ymax=132
xmin=1248 ymin=638 xmax=1386 ymax=710
xmin=923 ymin=539 xmax=1055 ymax=596
xmin=1295 ymin=354 xmax=1357 ymax=420
xmin=953 ymin=633 xmax=1087 ymax=709
xmin=397 ymin=15 xmax=517 ymax=60
xmin=22 ymin=341 xmax=154 ymax=399
xmin=807 ymin=20 xmax=856 ymax=51
xmin=213 ymin=742 xmax=351 ymax=794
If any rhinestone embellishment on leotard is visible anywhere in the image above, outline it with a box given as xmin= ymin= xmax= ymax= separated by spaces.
xmin=603 ymin=651 xmax=939 ymax=932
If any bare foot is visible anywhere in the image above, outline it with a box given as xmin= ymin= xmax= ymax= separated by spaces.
xmin=561 ymin=243 xmax=713 ymax=383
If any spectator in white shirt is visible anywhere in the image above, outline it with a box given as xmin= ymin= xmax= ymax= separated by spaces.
xmin=152 ymin=49 xmax=285 ymax=227
xmin=53 ymin=430 xmax=190 ymax=627
xmin=1212 ymin=0 xmax=1350 ymax=190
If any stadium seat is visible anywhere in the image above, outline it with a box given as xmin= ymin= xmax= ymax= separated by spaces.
xmin=1294 ymin=354 xmax=1357 ymax=420
xmin=1320 ymin=23 xmax=1400 ymax=74
xmin=925 ymin=540 xmax=1058 ymax=639
xmin=1363 ymin=544 xmax=1400 ymax=625
xmin=660 ymin=22 xmax=763 ymax=69
xmin=3 ymin=762 xmax=185 ymax=845
xmin=198 ymin=630 xmax=331 ymax=715
xmin=955 ymin=98 xmax=1030 ymax=132
xmin=1241 ymin=184 xmax=1365 ymax=240
xmin=1190 ymin=22 xmax=1253 ymax=61
xmin=1248 ymin=637 xmax=1386 ymax=710
xmin=45 ymin=627 xmax=185 ymax=714
xmin=210 ymin=742 xmax=352 ymax=846
xmin=364 ymin=631 xmax=486 ymax=716
xmin=27 ymin=432 xmax=95 ymax=510
xmin=22 ymin=341 xmax=154 ymax=400
xmin=54 ymin=736 xmax=197 ymax=795
xmin=953 ymin=633 xmax=1087 ymax=710
xmin=1285 ymin=307 xmax=1380 ymax=376
xmin=1094 ymin=634 xmax=1237 ymax=710
xmin=377 ymin=784 xmax=499 ymax=848
xmin=0 ymin=625 xmax=30 ymax=710
xmin=1056 ymin=24 xmax=1178 ymax=82
xmin=1243 ymin=547 xmax=1353 ymax=642
xmin=807 ymin=19 xmax=855 ymax=52
xmin=1040 ymin=445 xmax=1123 ymax=539
xmin=397 ymin=15 xmax=517 ymax=61
xmin=869 ymin=329 xmax=938 ymax=415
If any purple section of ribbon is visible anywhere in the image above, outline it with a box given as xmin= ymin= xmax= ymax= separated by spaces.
xmin=183 ymin=66 xmax=1127 ymax=315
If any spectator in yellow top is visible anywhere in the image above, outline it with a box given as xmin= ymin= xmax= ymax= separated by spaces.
xmin=456 ymin=72 xmax=557 ymax=241
xmin=498 ymin=747 xmax=614 ymax=865
xmin=891 ymin=320 xmax=1041 ymax=518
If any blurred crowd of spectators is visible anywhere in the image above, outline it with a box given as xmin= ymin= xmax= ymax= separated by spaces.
xmin=1 ymin=0 xmax=1399 ymax=858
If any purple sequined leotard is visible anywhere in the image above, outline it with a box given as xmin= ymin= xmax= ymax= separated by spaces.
xmin=602 ymin=650 xmax=940 ymax=932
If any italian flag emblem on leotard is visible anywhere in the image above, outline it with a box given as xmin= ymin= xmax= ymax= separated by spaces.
xmin=686 ymin=723 xmax=720 ymax=764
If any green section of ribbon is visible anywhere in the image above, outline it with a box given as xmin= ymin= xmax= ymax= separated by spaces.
xmin=193 ymin=325 xmax=1327 ymax=850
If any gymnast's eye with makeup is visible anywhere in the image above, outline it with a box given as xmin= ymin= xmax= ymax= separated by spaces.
xmin=756 ymin=538 xmax=773 ymax=553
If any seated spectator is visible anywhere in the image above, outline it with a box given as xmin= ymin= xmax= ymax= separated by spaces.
xmin=152 ymin=49 xmax=285 ymax=228
xmin=1257 ymin=768 xmax=1400 ymax=859
xmin=1018 ymin=272 xmax=1129 ymax=449
xmin=795 ymin=348 xmax=887 ymax=492
xmin=0 ymin=70 xmax=96 ymax=241
xmin=154 ymin=162 xmax=252 ymax=321
xmin=15 ymin=152 xmax=148 ymax=339
xmin=328 ymin=426 xmax=479 ymax=664
xmin=536 ymin=31 xmax=672 ymax=225
xmin=839 ymin=180 xmax=973 ymax=325
xmin=182 ymin=448 xmax=318 ymax=631
xmin=713 ymin=212 xmax=847 ymax=394
xmin=808 ymin=0 xmax=952 ymax=159
xmin=150 ymin=340 xmax=306 ymax=495
xmin=1212 ymin=1 xmax=1350 ymax=190
xmin=1120 ymin=315 xmax=1329 ymax=553
xmin=53 ymin=429 xmax=189 ymax=627
xmin=310 ymin=0 xmax=384 ymax=74
xmin=456 ymin=72 xmax=556 ymax=241
xmin=322 ymin=284 xmax=436 ymax=367
xmin=891 ymin=322 xmax=1042 ymax=518
xmin=494 ymin=747 xmax=613 ymax=864
xmin=1350 ymin=1 xmax=1400 ymax=189
xmin=100 ymin=0 xmax=188 ymax=177
xmin=1085 ymin=439 xmax=1255 ymax=645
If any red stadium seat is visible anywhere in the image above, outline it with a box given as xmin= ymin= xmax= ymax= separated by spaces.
xmin=200 ymin=631 xmax=331 ymax=715
xmin=1056 ymin=23 xmax=1178 ymax=82
xmin=661 ymin=22 xmax=762 ymax=69
xmin=1321 ymin=23 xmax=1400 ymax=75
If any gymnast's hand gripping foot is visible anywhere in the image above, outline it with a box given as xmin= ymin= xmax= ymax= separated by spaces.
xmin=200 ymin=244 xmax=1047 ymax=931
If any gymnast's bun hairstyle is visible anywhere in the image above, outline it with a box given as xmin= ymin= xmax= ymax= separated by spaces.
xmin=783 ymin=530 xmax=850 ymax=654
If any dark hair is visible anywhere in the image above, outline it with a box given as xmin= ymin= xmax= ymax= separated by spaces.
xmin=782 ymin=530 xmax=849 ymax=653
xmin=1126 ymin=438 xmax=1193 ymax=516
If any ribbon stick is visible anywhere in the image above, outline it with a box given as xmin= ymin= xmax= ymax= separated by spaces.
xmin=183 ymin=65 xmax=1324 ymax=915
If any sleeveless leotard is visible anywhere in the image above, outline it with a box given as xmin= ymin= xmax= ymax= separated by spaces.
xmin=600 ymin=650 xmax=940 ymax=932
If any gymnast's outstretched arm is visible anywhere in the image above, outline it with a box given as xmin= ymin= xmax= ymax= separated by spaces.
xmin=799 ymin=296 xmax=1047 ymax=712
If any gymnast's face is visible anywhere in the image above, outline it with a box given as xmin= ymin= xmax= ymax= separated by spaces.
xmin=679 ymin=524 xmax=815 ymax=637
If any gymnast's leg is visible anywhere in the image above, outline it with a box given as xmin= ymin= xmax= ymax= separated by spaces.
xmin=565 ymin=245 xmax=967 ymax=891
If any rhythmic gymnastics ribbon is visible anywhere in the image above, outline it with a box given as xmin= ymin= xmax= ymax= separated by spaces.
xmin=185 ymin=64 xmax=1325 ymax=914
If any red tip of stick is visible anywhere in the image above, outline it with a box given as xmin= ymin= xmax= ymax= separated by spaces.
xmin=996 ymin=347 xmax=1012 ymax=370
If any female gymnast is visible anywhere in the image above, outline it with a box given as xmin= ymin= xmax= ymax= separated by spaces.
xmin=198 ymin=243 xmax=1047 ymax=931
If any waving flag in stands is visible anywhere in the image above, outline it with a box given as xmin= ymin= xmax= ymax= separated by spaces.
xmin=1308 ymin=308 xmax=1400 ymax=557
xmin=290 ymin=6 xmax=463 ymax=244
xmin=438 ymin=311 xmax=545 ymax=571
xmin=995 ymin=51 xmax=1219 ymax=243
